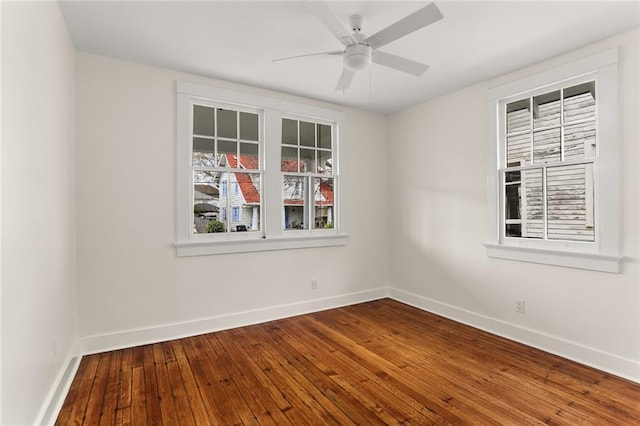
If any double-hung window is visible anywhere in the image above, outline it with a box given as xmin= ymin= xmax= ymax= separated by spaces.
xmin=281 ymin=117 xmax=336 ymax=231
xmin=175 ymin=81 xmax=347 ymax=256
xmin=191 ymin=102 xmax=261 ymax=235
xmin=485 ymin=48 xmax=622 ymax=273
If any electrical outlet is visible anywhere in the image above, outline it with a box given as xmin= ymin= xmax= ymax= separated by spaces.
xmin=515 ymin=300 xmax=525 ymax=314
xmin=311 ymin=279 xmax=318 ymax=290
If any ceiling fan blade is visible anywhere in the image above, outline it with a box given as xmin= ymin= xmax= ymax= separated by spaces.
xmin=364 ymin=3 xmax=443 ymax=50
xmin=335 ymin=69 xmax=356 ymax=91
xmin=306 ymin=1 xmax=357 ymax=46
xmin=273 ymin=50 xmax=343 ymax=63
xmin=372 ymin=51 xmax=429 ymax=76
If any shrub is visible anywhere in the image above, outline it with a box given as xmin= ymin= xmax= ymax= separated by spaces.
xmin=206 ymin=220 xmax=225 ymax=233
xmin=325 ymin=222 xmax=334 ymax=229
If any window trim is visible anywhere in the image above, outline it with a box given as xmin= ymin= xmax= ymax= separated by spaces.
xmin=485 ymin=48 xmax=621 ymax=273
xmin=175 ymin=81 xmax=347 ymax=256
xmin=280 ymin=113 xmax=338 ymax=231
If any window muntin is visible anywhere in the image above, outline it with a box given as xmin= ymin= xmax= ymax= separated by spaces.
xmin=502 ymin=81 xmax=596 ymax=243
xmin=281 ymin=118 xmax=336 ymax=231
xmin=485 ymin=48 xmax=620 ymax=273
xmin=177 ymin=81 xmax=347 ymax=256
xmin=191 ymin=102 xmax=262 ymax=235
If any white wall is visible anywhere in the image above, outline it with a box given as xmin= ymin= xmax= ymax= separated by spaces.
xmin=75 ymin=54 xmax=389 ymax=348
xmin=1 ymin=2 xmax=78 ymax=425
xmin=388 ymin=29 xmax=640 ymax=381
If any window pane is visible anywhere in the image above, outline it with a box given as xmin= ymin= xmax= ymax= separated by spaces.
xmin=193 ymin=105 xmax=214 ymax=136
xmin=230 ymin=172 xmax=261 ymax=232
xmin=281 ymin=146 xmax=298 ymax=172
xmin=240 ymin=112 xmax=259 ymax=141
xmin=317 ymin=150 xmax=332 ymax=174
xmin=533 ymin=128 xmax=561 ymax=163
xmin=194 ymin=171 xmax=223 ymax=234
xmin=565 ymin=121 xmax=596 ymax=161
xmin=505 ymin=170 xmax=521 ymax=183
xmin=504 ymin=167 xmax=525 ymax=237
xmin=217 ymin=140 xmax=237 ymax=166
xmin=564 ymin=82 xmax=595 ymax=123
xmin=505 ymin=183 xmax=521 ymax=221
xmin=318 ymin=124 xmax=332 ymax=149
xmin=547 ymin=164 xmax=594 ymax=242
xmin=217 ymin=109 xmax=237 ymax=138
xmin=300 ymin=148 xmax=315 ymax=173
xmin=533 ymin=91 xmax=560 ymax=129
xmin=282 ymin=118 xmax=298 ymax=145
xmin=313 ymin=177 xmax=334 ymax=229
xmin=521 ymin=168 xmax=543 ymax=239
xmin=283 ymin=175 xmax=306 ymax=229
xmin=506 ymin=133 xmax=530 ymax=166
xmin=239 ymin=142 xmax=259 ymax=169
xmin=300 ymin=121 xmax=315 ymax=147
xmin=192 ymin=137 xmax=215 ymax=167
xmin=506 ymin=99 xmax=530 ymax=133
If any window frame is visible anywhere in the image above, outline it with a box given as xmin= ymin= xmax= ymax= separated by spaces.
xmin=281 ymin=114 xmax=337 ymax=232
xmin=484 ymin=48 xmax=622 ymax=273
xmin=175 ymin=81 xmax=347 ymax=256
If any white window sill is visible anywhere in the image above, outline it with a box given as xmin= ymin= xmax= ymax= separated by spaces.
xmin=484 ymin=243 xmax=621 ymax=273
xmin=175 ymin=234 xmax=348 ymax=256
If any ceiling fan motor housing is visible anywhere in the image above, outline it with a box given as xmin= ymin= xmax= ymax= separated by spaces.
xmin=344 ymin=43 xmax=372 ymax=71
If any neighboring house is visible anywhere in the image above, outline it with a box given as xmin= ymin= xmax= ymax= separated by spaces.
xmin=281 ymin=158 xmax=334 ymax=229
xmin=194 ymin=154 xmax=335 ymax=232
xmin=193 ymin=184 xmax=220 ymax=233
xmin=218 ymin=154 xmax=261 ymax=231
xmin=505 ymin=86 xmax=595 ymax=241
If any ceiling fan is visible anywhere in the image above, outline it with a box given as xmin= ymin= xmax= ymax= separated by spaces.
xmin=273 ymin=2 xmax=444 ymax=91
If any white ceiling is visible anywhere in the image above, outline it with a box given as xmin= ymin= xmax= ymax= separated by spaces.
xmin=59 ymin=1 xmax=640 ymax=114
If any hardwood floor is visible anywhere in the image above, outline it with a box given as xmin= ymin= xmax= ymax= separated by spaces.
xmin=56 ymin=299 xmax=640 ymax=425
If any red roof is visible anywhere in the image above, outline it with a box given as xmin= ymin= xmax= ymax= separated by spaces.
xmin=319 ymin=181 xmax=334 ymax=204
xmin=281 ymin=159 xmax=302 ymax=173
xmin=225 ymin=155 xmax=260 ymax=204
xmin=223 ymin=154 xmax=333 ymax=206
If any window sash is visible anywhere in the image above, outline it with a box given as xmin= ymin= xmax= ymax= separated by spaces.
xmin=176 ymin=81 xmax=347 ymax=255
xmin=501 ymin=161 xmax=595 ymax=242
xmin=484 ymin=48 xmax=621 ymax=272
xmin=498 ymin=77 xmax=599 ymax=244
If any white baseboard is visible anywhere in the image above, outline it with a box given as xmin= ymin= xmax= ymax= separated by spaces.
xmin=80 ymin=288 xmax=389 ymax=355
xmin=34 ymin=338 xmax=83 ymax=426
xmin=389 ymin=288 xmax=640 ymax=384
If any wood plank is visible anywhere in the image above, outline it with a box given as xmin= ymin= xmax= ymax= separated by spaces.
xmin=215 ymin=329 xmax=308 ymax=424
xmin=205 ymin=332 xmax=285 ymax=425
xmin=162 ymin=343 xmax=197 ymax=426
xmin=265 ymin=323 xmax=395 ymax=425
xmin=253 ymin=323 xmax=386 ymax=425
xmin=56 ymin=299 xmax=640 ymax=425
xmin=239 ymin=326 xmax=351 ymax=424
xmin=151 ymin=343 xmax=179 ymax=425
xmin=307 ymin=310 xmax=531 ymax=424
xmin=98 ymin=350 xmax=121 ymax=425
xmin=282 ymin=317 xmax=458 ymax=424
xmin=195 ymin=334 xmax=258 ymax=425
xmin=142 ymin=345 xmax=163 ymax=425
xmin=82 ymin=353 xmax=112 ymax=424
xmin=368 ymin=300 xmax=639 ymax=424
xmin=167 ymin=339 xmax=214 ymax=425
xmin=180 ymin=335 xmax=241 ymax=424
xmin=130 ymin=366 xmax=147 ymax=426
xmin=55 ymin=355 xmax=95 ymax=426
xmin=115 ymin=347 xmax=133 ymax=425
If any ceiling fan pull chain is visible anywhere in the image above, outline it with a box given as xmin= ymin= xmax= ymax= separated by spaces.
xmin=369 ymin=65 xmax=372 ymax=101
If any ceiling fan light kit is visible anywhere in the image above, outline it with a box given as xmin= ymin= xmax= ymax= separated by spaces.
xmin=273 ymin=2 xmax=443 ymax=91
xmin=344 ymin=44 xmax=372 ymax=72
